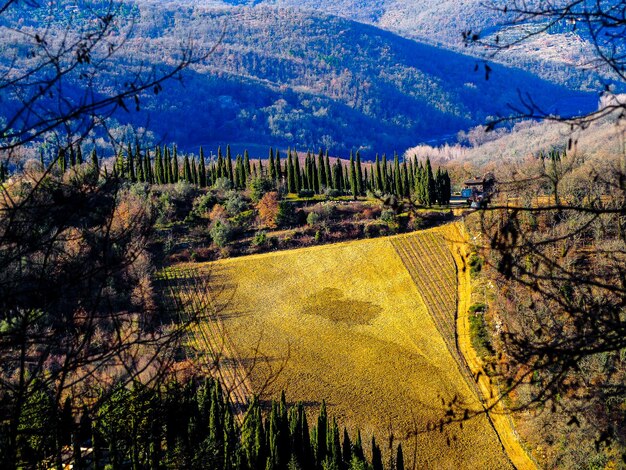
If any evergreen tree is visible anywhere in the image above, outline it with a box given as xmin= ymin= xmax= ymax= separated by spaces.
xmin=244 ymin=150 xmax=251 ymax=178
xmin=317 ymin=149 xmax=326 ymax=190
xmin=349 ymin=151 xmax=358 ymax=199
xmin=371 ymin=436 xmax=383 ymax=470
xmin=402 ymin=162 xmax=410 ymax=199
xmin=164 ymin=147 xmax=172 ymax=184
xmin=199 ymin=147 xmax=207 ymax=187
xmin=90 ymin=149 xmax=99 ymax=174
xmin=294 ymin=152 xmax=301 ymax=192
xmin=183 ymin=155 xmax=192 ymax=183
xmin=355 ymin=151 xmax=363 ymax=196
xmin=375 ymin=154 xmax=383 ymax=193
xmin=324 ymin=151 xmax=332 ymax=191
xmin=144 ymin=149 xmax=153 ymax=184
xmin=76 ymin=145 xmax=83 ymax=165
xmin=173 ymin=146 xmax=180 ymax=183
xmin=269 ymin=148 xmax=276 ymax=182
xmin=227 ymin=145 xmax=234 ymax=184
xmin=393 ymin=152 xmax=402 ymax=197
xmin=287 ymin=151 xmax=295 ymax=194
xmin=342 ymin=428 xmax=351 ymax=470
xmin=316 ymin=401 xmax=328 ymax=466
xmin=191 ymin=158 xmax=198 ymax=185
xmin=396 ymin=444 xmax=404 ymax=470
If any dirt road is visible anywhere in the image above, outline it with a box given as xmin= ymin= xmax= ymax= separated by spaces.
xmin=446 ymin=223 xmax=539 ymax=470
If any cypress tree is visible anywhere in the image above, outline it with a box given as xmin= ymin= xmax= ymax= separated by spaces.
xmin=137 ymin=151 xmax=145 ymax=182
xmin=396 ymin=444 xmax=405 ymax=470
xmin=371 ymin=436 xmax=383 ymax=470
xmin=353 ymin=430 xmax=364 ymax=462
xmin=144 ymin=149 xmax=153 ymax=184
xmin=402 ymin=161 xmax=410 ymax=198
xmin=355 ymin=151 xmax=363 ymax=196
xmin=426 ymin=157 xmax=435 ymax=206
xmin=227 ymin=145 xmax=234 ymax=184
xmin=128 ymin=144 xmax=136 ymax=182
xmin=76 ymin=145 xmax=83 ymax=165
xmin=217 ymin=146 xmax=224 ymax=179
xmin=287 ymin=150 xmax=295 ymax=194
xmin=235 ymin=155 xmax=243 ymax=189
xmin=183 ymin=155 xmax=192 ymax=182
xmin=173 ymin=145 xmax=180 ymax=182
xmin=349 ymin=151 xmax=358 ymax=199
xmin=393 ymin=152 xmax=402 ymax=197
xmin=316 ymin=401 xmax=328 ymax=466
xmin=199 ymin=147 xmax=207 ymax=187
xmin=244 ymin=149 xmax=251 ymax=177
xmin=70 ymin=144 xmax=77 ymax=167
xmin=191 ymin=158 xmax=198 ymax=185
xmin=258 ymin=157 xmax=264 ymax=178
xmin=269 ymin=148 xmax=276 ymax=182
xmin=317 ymin=149 xmax=326 ymax=190
xmin=90 ymin=149 xmax=99 ymax=174
xmin=164 ymin=147 xmax=172 ymax=184
xmin=382 ymin=154 xmax=390 ymax=193
xmin=58 ymin=148 xmax=67 ymax=173
xmin=375 ymin=154 xmax=383 ymax=192
xmin=294 ymin=152 xmax=301 ymax=192
xmin=324 ymin=151 xmax=332 ymax=190
xmin=341 ymin=428 xmax=351 ymax=469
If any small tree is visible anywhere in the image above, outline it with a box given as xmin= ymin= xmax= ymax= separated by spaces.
xmin=257 ymin=192 xmax=281 ymax=229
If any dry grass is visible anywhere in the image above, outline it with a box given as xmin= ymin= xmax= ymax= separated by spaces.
xmin=169 ymin=228 xmax=513 ymax=469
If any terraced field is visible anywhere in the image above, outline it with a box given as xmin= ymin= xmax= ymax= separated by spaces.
xmin=165 ymin=228 xmax=513 ymax=469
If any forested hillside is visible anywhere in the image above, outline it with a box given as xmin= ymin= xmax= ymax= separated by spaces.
xmin=0 ymin=2 xmax=596 ymax=155
xmin=214 ymin=0 xmax=622 ymax=91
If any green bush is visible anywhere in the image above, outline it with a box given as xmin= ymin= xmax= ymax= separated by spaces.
xmin=210 ymin=220 xmax=232 ymax=248
xmin=252 ymin=230 xmax=267 ymax=246
xmin=468 ymin=252 xmax=483 ymax=277
xmin=469 ymin=313 xmax=494 ymax=360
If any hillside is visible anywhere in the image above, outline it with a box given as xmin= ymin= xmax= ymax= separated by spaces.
xmin=212 ymin=0 xmax=620 ymax=91
xmin=166 ymin=228 xmax=515 ymax=469
xmin=1 ymin=2 xmax=596 ymax=156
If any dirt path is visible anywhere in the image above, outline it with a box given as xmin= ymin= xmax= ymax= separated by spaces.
xmin=446 ymin=223 xmax=538 ymax=470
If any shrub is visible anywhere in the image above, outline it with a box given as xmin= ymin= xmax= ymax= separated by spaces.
xmin=249 ymin=177 xmax=275 ymax=202
xmin=277 ymin=201 xmax=297 ymax=227
xmin=469 ymin=313 xmax=494 ymax=359
xmin=257 ymin=192 xmax=280 ymax=228
xmin=307 ymin=211 xmax=320 ymax=226
xmin=252 ymin=230 xmax=267 ymax=246
xmin=210 ymin=220 xmax=232 ymax=248
xmin=468 ymin=252 xmax=483 ymax=277
xmin=380 ymin=209 xmax=396 ymax=223
xmin=224 ymin=191 xmax=247 ymax=216
xmin=298 ymin=189 xmax=315 ymax=198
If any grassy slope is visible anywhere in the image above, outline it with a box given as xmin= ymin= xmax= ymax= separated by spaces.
xmin=182 ymin=229 xmax=513 ymax=468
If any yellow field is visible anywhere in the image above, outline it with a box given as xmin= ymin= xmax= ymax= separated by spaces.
xmin=166 ymin=228 xmax=513 ymax=469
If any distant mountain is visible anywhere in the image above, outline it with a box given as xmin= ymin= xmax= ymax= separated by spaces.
xmin=208 ymin=0 xmax=619 ymax=92
xmin=1 ymin=2 xmax=597 ymax=156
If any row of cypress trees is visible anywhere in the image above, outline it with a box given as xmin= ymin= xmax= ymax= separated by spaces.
xmin=11 ymin=377 xmax=405 ymax=470
xmin=52 ymin=143 xmax=451 ymax=205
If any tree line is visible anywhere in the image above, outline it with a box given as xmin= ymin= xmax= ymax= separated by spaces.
xmin=11 ymin=376 xmax=404 ymax=470
xmin=36 ymin=143 xmax=451 ymax=206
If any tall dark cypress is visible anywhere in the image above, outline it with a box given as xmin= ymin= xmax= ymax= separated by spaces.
xmin=183 ymin=155 xmax=192 ymax=183
xmin=324 ymin=151 xmax=332 ymax=190
xmin=90 ymin=149 xmax=99 ymax=174
xmin=371 ymin=436 xmax=383 ymax=470
xmin=349 ymin=151 xmax=358 ymax=199
xmin=269 ymin=148 xmax=276 ymax=182
xmin=217 ymin=146 xmax=224 ymax=179
xmin=375 ymin=154 xmax=383 ymax=192
xmin=191 ymin=158 xmax=198 ymax=185
xmin=235 ymin=155 xmax=243 ymax=189
xmin=144 ymin=149 xmax=153 ymax=184
xmin=173 ymin=145 xmax=180 ymax=182
xmin=258 ymin=157 xmax=264 ymax=178
xmin=317 ymin=149 xmax=326 ymax=190
xmin=394 ymin=152 xmax=402 ymax=197
xmin=382 ymin=154 xmax=389 ymax=193
xmin=294 ymin=152 xmax=301 ymax=192
xmin=136 ymin=151 xmax=145 ymax=182
xmin=164 ymin=147 xmax=172 ymax=184
xmin=316 ymin=401 xmax=327 ymax=467
xmin=355 ymin=151 xmax=363 ymax=195
xmin=199 ymin=147 xmax=207 ymax=187
xmin=287 ymin=150 xmax=295 ymax=194
xmin=341 ymin=428 xmax=351 ymax=469
xmin=396 ymin=444 xmax=405 ymax=470
xmin=226 ymin=145 xmax=234 ymax=184
xmin=244 ymin=150 xmax=251 ymax=179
